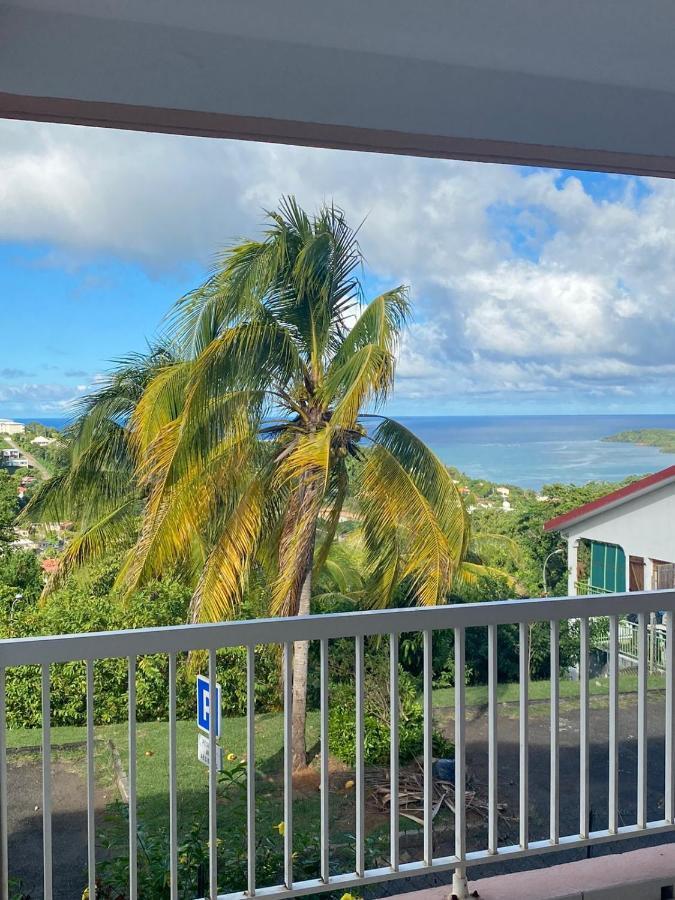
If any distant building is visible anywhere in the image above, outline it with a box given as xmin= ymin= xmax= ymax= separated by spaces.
xmin=496 ymin=486 xmax=510 ymax=497
xmin=41 ymin=558 xmax=60 ymax=576
xmin=0 ymin=448 xmax=32 ymax=469
xmin=31 ymin=435 xmax=55 ymax=446
xmin=502 ymin=499 xmax=512 ymax=512
xmin=545 ymin=465 xmax=675 ymax=595
xmin=0 ymin=419 xmax=25 ymax=435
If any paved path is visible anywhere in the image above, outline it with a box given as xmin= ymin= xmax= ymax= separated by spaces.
xmin=6 ymin=748 xmax=112 ymax=899
xmin=374 ymin=692 xmax=675 ymax=896
xmin=4 ymin=436 xmax=50 ymax=479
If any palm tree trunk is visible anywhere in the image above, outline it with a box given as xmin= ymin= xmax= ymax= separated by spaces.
xmin=291 ymin=568 xmax=312 ymax=769
xmin=277 ymin=471 xmax=322 ymax=771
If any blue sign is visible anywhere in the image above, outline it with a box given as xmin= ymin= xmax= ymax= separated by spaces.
xmin=197 ymin=674 xmax=222 ymax=738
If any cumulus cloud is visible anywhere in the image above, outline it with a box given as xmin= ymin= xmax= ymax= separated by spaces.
xmin=2 ymin=119 xmax=675 ymax=411
xmin=0 ymin=382 xmax=86 ymax=414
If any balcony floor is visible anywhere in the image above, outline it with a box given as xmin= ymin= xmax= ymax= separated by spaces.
xmin=388 ymin=842 xmax=675 ymax=899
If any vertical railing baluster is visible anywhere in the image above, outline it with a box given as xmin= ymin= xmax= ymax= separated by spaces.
xmin=319 ymin=638 xmax=330 ymax=883
xmin=128 ymin=656 xmax=137 ymax=900
xmin=423 ymin=629 xmax=433 ymax=866
xmin=0 ymin=666 xmax=8 ymax=900
xmin=283 ymin=642 xmax=293 ymax=889
xmin=519 ymin=623 xmax=529 ymax=850
xmin=608 ymin=615 xmax=619 ymax=834
xmin=355 ymin=634 xmax=365 ymax=878
xmin=86 ymin=659 xmax=96 ymax=899
xmin=637 ymin=613 xmax=648 ymax=828
xmin=550 ymin=619 xmax=560 ymax=844
xmin=42 ymin=664 xmax=52 ymax=900
xmin=247 ymin=645 xmax=256 ymax=897
xmin=168 ymin=653 xmax=178 ymax=900
xmin=455 ymin=627 xmax=466 ymax=871
xmin=208 ymin=648 xmax=218 ymax=899
xmin=488 ymin=623 xmax=498 ymax=854
xmin=666 ymin=612 xmax=675 ymax=824
xmin=320 ymin=638 xmax=330 ymax=883
xmin=389 ymin=633 xmax=399 ymax=872
xmin=580 ymin=617 xmax=590 ymax=839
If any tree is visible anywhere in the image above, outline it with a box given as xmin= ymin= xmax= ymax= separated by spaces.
xmin=0 ymin=470 xmax=19 ymax=548
xmin=25 ymin=199 xmax=469 ymax=768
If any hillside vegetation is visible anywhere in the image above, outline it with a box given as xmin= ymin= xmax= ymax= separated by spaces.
xmin=603 ymin=428 xmax=675 ymax=454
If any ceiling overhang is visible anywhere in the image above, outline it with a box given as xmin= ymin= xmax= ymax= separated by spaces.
xmin=3 ymin=1 xmax=675 ymax=176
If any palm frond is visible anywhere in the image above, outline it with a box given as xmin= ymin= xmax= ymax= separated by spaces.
xmin=42 ymin=498 xmax=138 ymax=596
xmin=360 ymin=419 xmax=468 ymax=607
xmin=188 ymin=480 xmax=266 ymax=622
xmin=313 ymin=461 xmax=349 ymax=576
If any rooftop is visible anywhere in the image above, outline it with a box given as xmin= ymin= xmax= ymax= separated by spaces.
xmin=544 ymin=464 xmax=675 ymax=533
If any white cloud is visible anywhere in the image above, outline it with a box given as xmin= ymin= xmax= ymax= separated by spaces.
xmin=3 ymin=119 xmax=675 ymax=411
xmin=0 ymin=382 xmax=86 ymax=413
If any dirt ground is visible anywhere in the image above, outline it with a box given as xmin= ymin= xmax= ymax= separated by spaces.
xmin=6 ymin=693 xmax=674 ymax=898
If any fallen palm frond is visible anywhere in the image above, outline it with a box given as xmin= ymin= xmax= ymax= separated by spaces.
xmin=367 ymin=764 xmax=509 ymax=829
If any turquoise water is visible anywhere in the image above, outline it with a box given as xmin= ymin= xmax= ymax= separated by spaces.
xmin=13 ymin=413 xmax=675 ymax=490
xmin=396 ymin=415 xmax=675 ymax=490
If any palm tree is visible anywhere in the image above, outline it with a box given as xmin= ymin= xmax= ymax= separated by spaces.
xmin=26 ymin=198 xmax=469 ymax=769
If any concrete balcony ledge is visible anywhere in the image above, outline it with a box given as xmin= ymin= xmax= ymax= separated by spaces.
xmin=387 ymin=844 xmax=675 ymax=900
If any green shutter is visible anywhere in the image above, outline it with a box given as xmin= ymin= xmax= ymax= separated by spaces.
xmin=589 ymin=541 xmax=626 ymax=593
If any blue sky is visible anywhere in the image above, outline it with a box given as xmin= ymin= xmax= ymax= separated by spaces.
xmin=1 ymin=120 xmax=675 ymax=419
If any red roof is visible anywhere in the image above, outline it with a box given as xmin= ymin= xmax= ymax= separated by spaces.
xmin=41 ymin=558 xmax=60 ymax=575
xmin=544 ymin=464 xmax=675 ymax=533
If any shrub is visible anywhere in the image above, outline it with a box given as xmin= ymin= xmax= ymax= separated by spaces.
xmin=1 ymin=578 xmax=282 ymax=729
xmin=328 ymin=661 xmax=453 ymax=767
xmin=95 ymin=756 xmax=388 ymax=898
xmin=0 ymin=550 xmax=43 ymax=605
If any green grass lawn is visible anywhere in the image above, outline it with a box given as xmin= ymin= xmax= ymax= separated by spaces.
xmin=433 ymin=670 xmax=666 ymax=708
xmin=6 ymin=711 xmax=368 ymax=885
xmin=7 ymin=712 xmax=323 ymax=830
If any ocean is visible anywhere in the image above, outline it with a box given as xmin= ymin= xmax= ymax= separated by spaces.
xmin=13 ymin=413 xmax=675 ymax=490
xmin=396 ymin=414 xmax=675 ymax=490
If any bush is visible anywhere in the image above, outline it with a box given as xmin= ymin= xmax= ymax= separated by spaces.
xmin=0 ymin=550 xmax=43 ymax=605
xmin=328 ymin=659 xmax=453 ymax=767
xmin=1 ymin=578 xmax=282 ymax=729
xmin=435 ymin=574 xmax=581 ymax=685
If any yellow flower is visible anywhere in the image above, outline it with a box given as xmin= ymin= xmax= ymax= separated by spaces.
xmin=340 ymin=893 xmax=361 ymax=900
xmin=344 ymin=779 xmax=355 ymax=790
xmin=275 ymin=821 xmax=285 ymax=836
xmin=227 ymin=752 xmax=237 ymax=762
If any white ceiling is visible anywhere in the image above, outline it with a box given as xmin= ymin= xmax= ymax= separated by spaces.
xmin=3 ymin=0 xmax=675 ymax=175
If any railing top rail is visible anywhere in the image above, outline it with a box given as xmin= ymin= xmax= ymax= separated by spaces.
xmin=2 ymin=589 xmax=675 ymax=667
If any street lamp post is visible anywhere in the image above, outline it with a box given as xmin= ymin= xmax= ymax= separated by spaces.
xmin=543 ymin=548 xmax=565 ymax=596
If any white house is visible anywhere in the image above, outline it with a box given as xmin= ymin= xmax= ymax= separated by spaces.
xmin=0 ymin=419 xmax=25 ymax=435
xmin=545 ymin=465 xmax=675 ymax=596
xmin=31 ymin=435 xmax=56 ymax=446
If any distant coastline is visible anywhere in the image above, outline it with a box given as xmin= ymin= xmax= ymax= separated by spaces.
xmin=602 ymin=428 xmax=675 ymax=454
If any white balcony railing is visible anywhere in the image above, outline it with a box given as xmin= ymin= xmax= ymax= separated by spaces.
xmin=1 ymin=590 xmax=675 ymax=900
